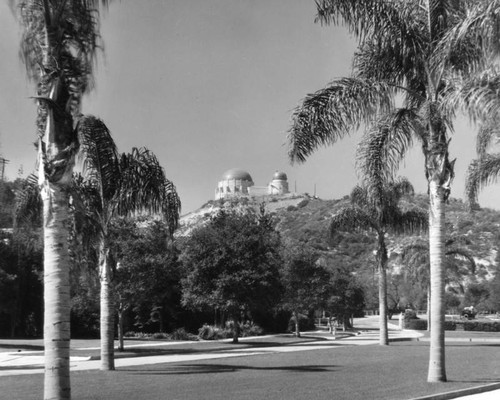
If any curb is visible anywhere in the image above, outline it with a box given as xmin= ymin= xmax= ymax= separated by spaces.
xmin=410 ymin=382 xmax=500 ymax=400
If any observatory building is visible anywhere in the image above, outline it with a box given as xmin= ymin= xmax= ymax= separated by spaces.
xmin=215 ymin=168 xmax=289 ymax=200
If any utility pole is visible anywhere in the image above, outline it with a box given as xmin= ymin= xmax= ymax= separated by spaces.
xmin=0 ymin=157 xmax=9 ymax=181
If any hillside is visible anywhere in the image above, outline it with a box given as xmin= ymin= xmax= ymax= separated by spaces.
xmin=177 ymin=193 xmax=500 ymax=282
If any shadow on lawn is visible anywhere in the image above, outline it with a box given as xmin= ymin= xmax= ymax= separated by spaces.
xmin=115 ymin=339 xmax=329 ymax=358
xmin=121 ymin=363 xmax=337 ymax=375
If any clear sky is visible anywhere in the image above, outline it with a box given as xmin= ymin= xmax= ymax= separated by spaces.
xmin=1 ymin=0 xmax=498 ymax=214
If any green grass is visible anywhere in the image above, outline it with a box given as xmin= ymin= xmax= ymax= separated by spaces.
xmin=2 ymin=336 xmax=500 ymax=400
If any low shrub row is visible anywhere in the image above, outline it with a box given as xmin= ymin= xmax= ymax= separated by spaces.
xmin=124 ymin=327 xmax=199 ymax=341
xmin=125 ymin=321 xmax=265 ymax=341
xmin=404 ymin=319 xmax=500 ymax=332
xmin=198 ymin=321 xmax=264 ymax=340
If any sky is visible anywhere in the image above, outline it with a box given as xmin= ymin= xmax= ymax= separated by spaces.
xmin=1 ymin=0 xmax=499 ymax=214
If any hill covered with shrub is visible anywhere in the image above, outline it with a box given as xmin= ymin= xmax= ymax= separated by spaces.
xmin=177 ymin=193 xmax=500 ymax=301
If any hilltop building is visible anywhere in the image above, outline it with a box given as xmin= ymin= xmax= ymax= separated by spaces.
xmin=215 ymin=168 xmax=289 ymax=200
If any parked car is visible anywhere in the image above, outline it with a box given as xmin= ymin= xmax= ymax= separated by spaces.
xmin=461 ymin=306 xmax=476 ymax=320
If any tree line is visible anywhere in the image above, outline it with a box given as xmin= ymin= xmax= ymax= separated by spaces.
xmin=0 ymin=196 xmax=366 ymax=343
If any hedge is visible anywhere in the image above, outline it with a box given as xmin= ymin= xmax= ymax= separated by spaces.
xmin=404 ymin=319 xmax=500 ymax=332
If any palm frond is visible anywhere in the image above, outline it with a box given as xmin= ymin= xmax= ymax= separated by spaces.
xmin=465 ymin=153 xmax=500 ymax=205
xmin=70 ymin=173 xmax=103 ymax=264
xmin=388 ymin=208 xmax=428 ymax=236
xmin=400 ymin=240 xmax=428 ymax=261
xmin=329 ymin=206 xmax=377 ymax=237
xmin=76 ymin=115 xmax=120 ymax=202
xmin=354 ymin=39 xmax=427 ymax=101
xmin=12 ymin=0 xmax=111 ymax=112
xmin=444 ymin=248 xmax=476 ymax=274
xmin=315 ymin=0 xmax=423 ymax=44
xmin=435 ymin=1 xmax=500 ymax=76
xmin=349 ymin=185 xmax=369 ymax=209
xmin=116 ymin=148 xmax=181 ymax=235
xmin=356 ymin=109 xmax=422 ymax=201
xmin=288 ymin=78 xmax=393 ymax=163
xmin=443 ymin=67 xmax=500 ymax=123
xmin=14 ymin=174 xmax=42 ymax=228
xmin=476 ymin=119 xmax=500 ymax=157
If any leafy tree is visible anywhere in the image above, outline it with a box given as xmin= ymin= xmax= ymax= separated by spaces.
xmin=181 ymin=207 xmax=283 ymax=343
xmin=0 ymin=227 xmax=43 ymax=337
xmin=280 ymin=243 xmax=331 ymax=337
xmin=73 ymin=117 xmax=181 ymax=370
xmin=463 ymin=282 xmax=490 ymax=311
xmin=0 ymin=179 xmax=20 ymax=228
xmin=110 ymin=217 xmax=181 ymax=350
xmin=401 ymin=237 xmax=476 ymax=328
xmin=10 ymin=1 xmax=111 ymax=397
xmin=485 ymin=267 xmax=500 ymax=312
xmin=324 ymin=265 xmax=365 ymax=330
xmin=330 ymin=179 xmax=426 ymax=345
xmin=288 ymin=1 xmax=500 ymax=382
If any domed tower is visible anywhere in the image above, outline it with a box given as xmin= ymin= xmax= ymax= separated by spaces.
xmin=215 ymin=168 xmax=254 ymax=199
xmin=268 ymin=171 xmax=289 ymax=195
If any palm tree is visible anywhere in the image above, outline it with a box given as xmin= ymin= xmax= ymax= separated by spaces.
xmin=401 ymin=237 xmax=476 ymax=329
xmin=10 ymin=1 xmax=110 ymax=398
xmin=74 ymin=116 xmax=181 ymax=370
xmin=330 ymin=178 xmax=426 ymax=345
xmin=288 ymin=1 xmax=500 ymax=382
xmin=465 ymin=91 xmax=500 ymax=207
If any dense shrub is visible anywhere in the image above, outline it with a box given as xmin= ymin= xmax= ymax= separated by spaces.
xmin=404 ymin=309 xmax=418 ymax=321
xmin=405 ymin=319 xmax=427 ymax=330
xmin=297 ymin=199 xmax=309 ymax=208
xmin=124 ymin=328 xmax=199 ymax=341
xmin=170 ymin=327 xmax=199 ymax=341
xmin=404 ymin=320 xmax=500 ymax=332
xmin=463 ymin=321 xmax=500 ymax=332
xmin=444 ymin=321 xmax=457 ymax=331
xmin=198 ymin=324 xmax=230 ymax=340
xmin=198 ymin=321 xmax=265 ymax=340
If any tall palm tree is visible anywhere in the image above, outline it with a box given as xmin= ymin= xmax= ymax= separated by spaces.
xmin=330 ymin=178 xmax=426 ymax=345
xmin=288 ymin=1 xmax=500 ymax=382
xmin=401 ymin=237 xmax=476 ymax=329
xmin=10 ymin=1 xmax=110 ymax=398
xmin=465 ymin=81 xmax=500 ymax=206
xmin=74 ymin=116 xmax=181 ymax=370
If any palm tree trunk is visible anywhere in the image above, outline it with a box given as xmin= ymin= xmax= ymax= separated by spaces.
xmin=39 ymin=70 xmax=75 ymax=399
xmin=427 ymin=180 xmax=447 ymax=382
xmin=42 ymin=183 xmax=71 ymax=400
xmin=99 ymin=241 xmax=115 ymax=370
xmin=427 ymin=289 xmax=431 ymax=332
xmin=378 ymin=233 xmax=389 ymax=346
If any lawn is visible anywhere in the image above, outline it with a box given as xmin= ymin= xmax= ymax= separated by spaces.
xmin=1 ymin=336 xmax=500 ymax=400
